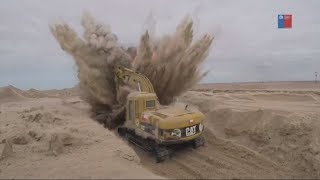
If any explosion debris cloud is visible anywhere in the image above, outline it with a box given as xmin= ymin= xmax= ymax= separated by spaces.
xmin=50 ymin=12 xmax=213 ymax=129
xmin=50 ymin=13 xmax=132 ymax=128
xmin=134 ymin=16 xmax=213 ymax=104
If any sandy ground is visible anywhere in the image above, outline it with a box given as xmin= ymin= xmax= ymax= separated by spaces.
xmin=1 ymin=81 xmax=320 ymax=179
xmin=194 ymin=81 xmax=320 ymax=91
xmin=0 ymin=87 xmax=162 ymax=179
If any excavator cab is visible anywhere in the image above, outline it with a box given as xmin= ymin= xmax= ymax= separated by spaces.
xmin=126 ymin=92 xmax=158 ymax=126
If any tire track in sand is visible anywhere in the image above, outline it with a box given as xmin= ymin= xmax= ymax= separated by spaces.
xmin=134 ymin=130 xmax=298 ymax=179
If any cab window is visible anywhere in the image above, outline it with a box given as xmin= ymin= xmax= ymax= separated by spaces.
xmin=146 ymin=100 xmax=155 ymax=108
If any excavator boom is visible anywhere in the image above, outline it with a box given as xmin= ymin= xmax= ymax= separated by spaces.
xmin=114 ymin=66 xmax=155 ymax=93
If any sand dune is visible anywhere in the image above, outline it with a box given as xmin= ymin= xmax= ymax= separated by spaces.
xmin=23 ymin=89 xmax=51 ymax=98
xmin=0 ymin=86 xmax=27 ymax=103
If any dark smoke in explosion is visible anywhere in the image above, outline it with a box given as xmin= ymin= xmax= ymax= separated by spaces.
xmin=50 ymin=12 xmax=213 ymax=129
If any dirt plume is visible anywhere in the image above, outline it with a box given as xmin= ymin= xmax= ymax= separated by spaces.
xmin=50 ymin=12 xmax=213 ymax=129
xmin=134 ymin=16 xmax=213 ymax=105
xmin=50 ymin=13 xmax=132 ymax=128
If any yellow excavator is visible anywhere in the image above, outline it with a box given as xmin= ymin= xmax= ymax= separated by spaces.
xmin=114 ymin=66 xmax=205 ymax=162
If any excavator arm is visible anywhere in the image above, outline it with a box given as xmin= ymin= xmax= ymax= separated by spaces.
xmin=114 ymin=66 xmax=155 ymax=93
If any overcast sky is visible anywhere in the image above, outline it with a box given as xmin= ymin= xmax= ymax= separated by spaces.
xmin=1 ymin=0 xmax=319 ymax=90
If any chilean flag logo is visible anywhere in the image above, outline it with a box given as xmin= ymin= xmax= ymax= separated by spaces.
xmin=278 ymin=14 xmax=292 ymax=29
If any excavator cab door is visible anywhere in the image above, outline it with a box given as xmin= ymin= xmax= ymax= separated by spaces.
xmin=128 ymin=100 xmax=139 ymax=126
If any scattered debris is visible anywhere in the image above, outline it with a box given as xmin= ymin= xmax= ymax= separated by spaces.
xmin=21 ymin=106 xmax=44 ymax=113
xmin=33 ymin=113 xmax=43 ymax=122
xmin=0 ymin=140 xmax=13 ymax=160
xmin=11 ymin=134 xmax=29 ymax=145
xmin=59 ymin=133 xmax=73 ymax=146
xmin=28 ymin=130 xmax=43 ymax=141
xmin=22 ymin=111 xmax=63 ymax=125
xmin=115 ymin=150 xmax=136 ymax=162
xmin=48 ymin=133 xmax=63 ymax=156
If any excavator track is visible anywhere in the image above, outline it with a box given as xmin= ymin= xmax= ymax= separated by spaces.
xmin=118 ymin=127 xmax=174 ymax=163
xmin=117 ymin=126 xmax=204 ymax=163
